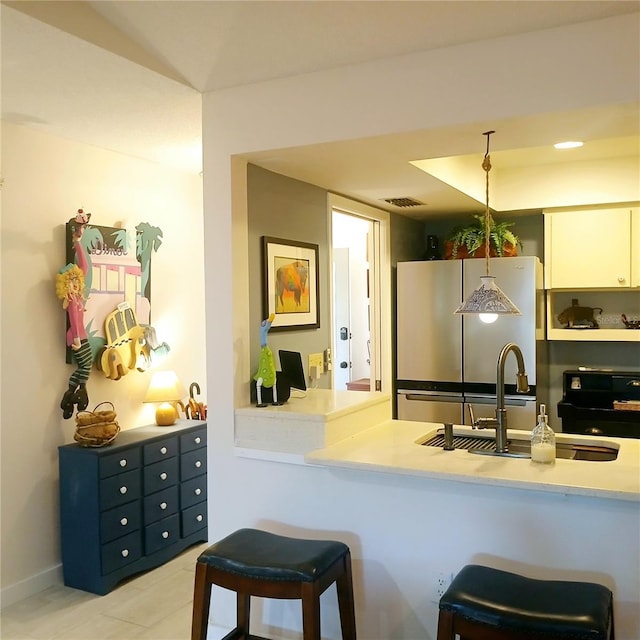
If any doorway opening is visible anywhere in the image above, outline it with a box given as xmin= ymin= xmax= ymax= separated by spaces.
xmin=329 ymin=195 xmax=390 ymax=394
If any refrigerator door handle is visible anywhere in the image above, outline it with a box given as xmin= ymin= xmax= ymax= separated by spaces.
xmin=504 ymin=398 xmax=529 ymax=407
xmin=405 ymin=393 xmax=463 ymax=403
xmin=466 ymin=396 xmax=533 ymax=407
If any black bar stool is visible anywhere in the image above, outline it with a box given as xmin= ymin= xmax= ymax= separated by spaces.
xmin=437 ymin=564 xmax=614 ymax=640
xmin=191 ymin=528 xmax=357 ymax=640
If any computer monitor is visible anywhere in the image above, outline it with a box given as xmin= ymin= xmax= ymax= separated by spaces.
xmin=278 ymin=350 xmax=307 ymax=392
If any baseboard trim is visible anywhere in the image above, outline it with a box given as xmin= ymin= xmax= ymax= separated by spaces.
xmin=0 ymin=564 xmax=63 ymax=609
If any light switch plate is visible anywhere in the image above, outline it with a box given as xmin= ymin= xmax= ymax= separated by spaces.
xmin=308 ymin=353 xmax=324 ymax=372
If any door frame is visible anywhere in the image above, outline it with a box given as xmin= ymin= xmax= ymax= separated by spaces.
xmin=328 ymin=193 xmax=391 ymax=394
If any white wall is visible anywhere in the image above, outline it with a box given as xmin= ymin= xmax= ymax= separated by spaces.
xmin=202 ymin=14 xmax=640 ymax=638
xmin=0 ymin=123 xmax=206 ymax=605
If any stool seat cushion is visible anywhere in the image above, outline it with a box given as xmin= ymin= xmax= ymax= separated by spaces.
xmin=440 ymin=564 xmax=613 ymax=639
xmin=197 ymin=528 xmax=350 ymax=583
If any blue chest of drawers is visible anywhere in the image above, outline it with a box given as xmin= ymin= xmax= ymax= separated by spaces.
xmin=58 ymin=420 xmax=207 ymax=594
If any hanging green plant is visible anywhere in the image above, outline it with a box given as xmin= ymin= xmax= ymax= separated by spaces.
xmin=445 ymin=213 xmax=521 ymax=259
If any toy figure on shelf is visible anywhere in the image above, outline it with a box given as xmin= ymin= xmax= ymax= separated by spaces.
xmin=253 ymin=313 xmax=279 ymax=407
xmin=56 ymin=209 xmax=92 ymax=419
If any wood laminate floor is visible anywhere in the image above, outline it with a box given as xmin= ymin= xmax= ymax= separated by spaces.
xmin=0 ymin=543 xmax=226 ymax=640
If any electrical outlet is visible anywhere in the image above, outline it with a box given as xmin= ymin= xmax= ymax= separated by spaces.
xmin=432 ymin=571 xmax=451 ymax=602
xmin=308 ymin=352 xmax=324 ymax=372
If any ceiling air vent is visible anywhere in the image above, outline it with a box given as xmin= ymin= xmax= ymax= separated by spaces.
xmin=382 ymin=196 xmax=424 ymax=208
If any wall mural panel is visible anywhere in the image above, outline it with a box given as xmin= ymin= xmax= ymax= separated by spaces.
xmin=57 ymin=209 xmax=168 ymax=420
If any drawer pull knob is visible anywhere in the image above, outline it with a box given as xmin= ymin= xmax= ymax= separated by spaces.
xmin=160 ymin=446 xmax=168 ymax=455
xmin=196 ymin=514 xmax=203 ymax=522
xmin=120 ymin=517 xmax=128 ymax=526
xmin=162 ymin=531 xmax=169 ymax=539
xmin=195 ymin=460 xmax=202 ymax=468
xmin=160 ymin=502 xmax=167 ymax=510
xmin=160 ymin=472 xmax=168 ymax=480
xmin=618 ymin=276 xmax=625 ymax=283
xmin=195 ymin=437 xmax=201 ymax=444
xmin=195 ymin=488 xmax=201 ymax=496
xmin=121 ymin=549 xmax=129 ymax=558
xmin=120 ymin=486 xmax=128 ymax=495
xmin=119 ymin=459 xmax=127 ymax=467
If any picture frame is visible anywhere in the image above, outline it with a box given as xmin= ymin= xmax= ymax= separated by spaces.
xmin=262 ymin=236 xmax=320 ymax=331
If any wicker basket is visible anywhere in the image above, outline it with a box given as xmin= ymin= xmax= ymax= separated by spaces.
xmin=74 ymin=402 xmax=120 ymax=447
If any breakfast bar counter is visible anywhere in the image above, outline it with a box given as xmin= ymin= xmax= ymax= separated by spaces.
xmin=305 ymin=420 xmax=640 ymax=502
xmin=228 ymin=390 xmax=639 ymax=638
xmin=235 ymin=389 xmax=639 ymax=501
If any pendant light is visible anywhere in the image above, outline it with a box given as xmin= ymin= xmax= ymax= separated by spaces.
xmin=454 ymin=130 xmax=521 ymax=323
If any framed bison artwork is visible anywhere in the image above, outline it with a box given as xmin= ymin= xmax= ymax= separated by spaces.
xmin=262 ymin=236 xmax=319 ymax=331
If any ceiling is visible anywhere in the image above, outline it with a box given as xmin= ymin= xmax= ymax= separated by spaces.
xmin=2 ymin=1 xmax=639 ymax=219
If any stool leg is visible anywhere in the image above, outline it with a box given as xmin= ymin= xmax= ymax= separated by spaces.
xmin=610 ymin=608 xmax=615 ymax=640
xmin=336 ymin=554 xmax=357 ymax=640
xmin=436 ymin=609 xmax=454 ymax=640
xmin=236 ymin=592 xmax=250 ymax=637
xmin=191 ymin=562 xmax=212 ymax=640
xmin=301 ymin=582 xmax=321 ymax=640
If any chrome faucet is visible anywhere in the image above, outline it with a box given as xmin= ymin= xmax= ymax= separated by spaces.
xmin=470 ymin=342 xmax=529 ymax=453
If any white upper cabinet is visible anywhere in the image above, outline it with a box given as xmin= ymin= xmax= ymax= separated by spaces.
xmin=544 ymin=206 xmax=640 ymax=342
xmin=632 ymin=208 xmax=640 ymax=288
xmin=544 ymin=207 xmax=638 ymax=289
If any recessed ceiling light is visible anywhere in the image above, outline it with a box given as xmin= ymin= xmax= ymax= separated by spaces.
xmin=554 ymin=141 xmax=584 ymax=149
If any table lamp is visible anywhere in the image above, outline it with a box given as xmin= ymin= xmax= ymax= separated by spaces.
xmin=144 ymin=370 xmax=186 ymax=426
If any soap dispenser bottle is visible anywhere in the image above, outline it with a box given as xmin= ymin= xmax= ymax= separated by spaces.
xmin=531 ymin=404 xmax=556 ymax=464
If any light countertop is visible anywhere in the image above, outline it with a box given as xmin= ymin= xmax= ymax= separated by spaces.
xmin=234 ymin=389 xmax=392 ymax=454
xmin=236 ymin=388 xmax=390 ymax=422
xmin=305 ymin=420 xmax=640 ymax=502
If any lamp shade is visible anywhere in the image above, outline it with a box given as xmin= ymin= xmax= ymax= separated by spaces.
xmin=144 ymin=370 xmax=186 ymax=403
xmin=143 ymin=371 xmax=187 ymax=427
xmin=144 ymin=371 xmax=186 ymax=425
xmin=454 ymin=276 xmax=521 ymax=316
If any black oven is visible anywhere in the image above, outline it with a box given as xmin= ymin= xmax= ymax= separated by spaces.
xmin=558 ymin=369 xmax=640 ymax=439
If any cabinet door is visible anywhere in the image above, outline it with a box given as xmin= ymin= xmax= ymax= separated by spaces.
xmin=546 ymin=208 xmax=631 ymax=288
xmin=632 ymin=208 xmax=640 ymax=288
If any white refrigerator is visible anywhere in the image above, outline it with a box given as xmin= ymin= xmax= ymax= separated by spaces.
xmin=396 ymin=257 xmax=544 ymax=429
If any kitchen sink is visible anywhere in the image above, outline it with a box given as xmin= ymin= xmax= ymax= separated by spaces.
xmin=419 ymin=431 xmax=618 ymax=461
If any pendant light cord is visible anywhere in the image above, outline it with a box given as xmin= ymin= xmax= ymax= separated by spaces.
xmin=482 ymin=130 xmax=495 ymax=277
